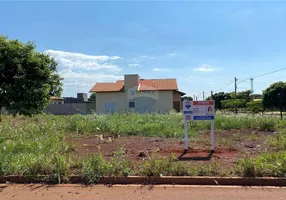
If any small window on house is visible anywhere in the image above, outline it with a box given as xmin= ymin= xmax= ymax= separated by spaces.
xmin=129 ymin=102 xmax=135 ymax=108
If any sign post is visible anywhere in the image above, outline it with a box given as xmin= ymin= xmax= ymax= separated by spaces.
xmin=183 ymin=100 xmax=215 ymax=152
xmin=184 ymin=115 xmax=188 ymax=150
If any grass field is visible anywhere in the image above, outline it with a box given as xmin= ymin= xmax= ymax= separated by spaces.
xmin=0 ymin=113 xmax=285 ymax=183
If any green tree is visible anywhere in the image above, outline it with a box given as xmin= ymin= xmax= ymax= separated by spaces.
xmin=246 ymin=100 xmax=264 ymax=114
xmin=90 ymin=92 xmax=96 ymax=103
xmin=182 ymin=96 xmax=193 ymax=101
xmin=206 ymin=92 xmax=231 ymax=111
xmin=221 ymin=99 xmax=247 ymax=111
xmin=229 ymin=90 xmax=252 ymax=102
xmin=263 ymin=82 xmax=286 ymax=119
xmin=0 ymin=36 xmax=62 ymax=121
xmin=252 ymin=94 xmax=263 ymax=100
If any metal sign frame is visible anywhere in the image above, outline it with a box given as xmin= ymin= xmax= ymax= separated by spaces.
xmin=183 ymin=100 xmax=215 ymax=152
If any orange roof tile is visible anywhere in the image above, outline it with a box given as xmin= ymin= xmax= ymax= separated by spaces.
xmin=139 ymin=79 xmax=178 ymax=91
xmin=90 ymin=82 xmax=124 ymax=92
xmin=90 ymin=78 xmax=179 ymax=92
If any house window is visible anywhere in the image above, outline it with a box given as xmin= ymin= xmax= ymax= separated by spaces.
xmin=105 ymin=103 xmax=116 ymax=112
xmin=129 ymin=102 xmax=135 ymax=108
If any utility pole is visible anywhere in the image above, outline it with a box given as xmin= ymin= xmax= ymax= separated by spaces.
xmin=203 ymin=91 xmax=205 ymax=100
xmin=250 ymin=78 xmax=254 ymax=93
xmin=250 ymin=78 xmax=254 ymax=101
xmin=211 ymin=90 xmax=213 ymax=100
xmin=234 ymin=77 xmax=237 ymax=114
xmin=193 ymin=95 xmax=195 ymax=101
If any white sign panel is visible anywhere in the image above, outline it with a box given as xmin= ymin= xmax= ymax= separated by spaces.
xmin=183 ymin=100 xmax=215 ymax=121
xmin=183 ymin=100 xmax=215 ymax=152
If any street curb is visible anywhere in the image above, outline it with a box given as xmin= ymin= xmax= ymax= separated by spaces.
xmin=0 ymin=176 xmax=286 ymax=186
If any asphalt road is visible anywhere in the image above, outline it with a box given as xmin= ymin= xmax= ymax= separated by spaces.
xmin=1 ymin=184 xmax=286 ymax=200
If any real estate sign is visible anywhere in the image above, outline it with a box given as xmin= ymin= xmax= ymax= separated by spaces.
xmin=183 ymin=100 xmax=215 ymax=152
xmin=183 ymin=100 xmax=215 ymax=121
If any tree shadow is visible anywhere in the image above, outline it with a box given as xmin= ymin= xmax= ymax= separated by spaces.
xmin=177 ymin=150 xmax=214 ymax=161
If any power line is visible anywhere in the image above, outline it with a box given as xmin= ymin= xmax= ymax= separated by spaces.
xmin=238 ymin=67 xmax=286 ymax=83
xmin=213 ymin=79 xmax=234 ymax=93
xmin=197 ymin=68 xmax=286 ymax=98
xmin=237 ymin=78 xmax=249 ymax=84
xmin=253 ymin=67 xmax=286 ymax=78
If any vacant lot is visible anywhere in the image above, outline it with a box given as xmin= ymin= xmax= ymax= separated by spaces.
xmin=0 ymin=113 xmax=285 ymax=182
xmin=72 ymin=129 xmax=273 ymax=167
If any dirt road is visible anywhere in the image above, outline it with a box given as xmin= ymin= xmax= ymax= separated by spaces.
xmin=1 ymin=184 xmax=286 ymax=200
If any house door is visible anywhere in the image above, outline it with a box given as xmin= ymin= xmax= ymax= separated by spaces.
xmin=173 ymin=101 xmax=180 ymax=112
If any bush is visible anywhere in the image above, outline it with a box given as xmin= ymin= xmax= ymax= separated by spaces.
xmin=267 ymin=129 xmax=286 ymax=151
xmin=137 ymin=155 xmax=172 ymax=177
xmin=83 ymin=154 xmax=108 ymax=183
xmin=236 ymin=158 xmax=257 ymax=177
xmin=83 ymin=148 xmax=131 ymax=183
xmin=222 ymin=99 xmax=247 ymax=110
xmin=136 ymin=154 xmax=222 ymax=177
xmin=246 ymin=100 xmax=264 ymax=114
xmin=106 ymin=147 xmax=131 ymax=177
xmin=236 ymin=151 xmax=286 ymax=177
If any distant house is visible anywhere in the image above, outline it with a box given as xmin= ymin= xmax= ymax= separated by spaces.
xmin=90 ymin=74 xmax=185 ymax=113
xmin=64 ymin=93 xmax=90 ymax=104
xmin=51 ymin=97 xmax=64 ymax=104
xmin=46 ymin=93 xmax=96 ymax=115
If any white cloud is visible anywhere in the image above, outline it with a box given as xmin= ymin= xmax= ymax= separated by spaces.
xmin=62 ymin=70 xmax=122 ymax=86
xmin=139 ymin=55 xmax=155 ymax=59
xmin=45 ymin=50 xmax=123 ymax=96
xmin=61 ymin=70 xmax=123 ymax=95
xmin=128 ymin=63 xmax=141 ymax=67
xmin=192 ymin=64 xmax=220 ymax=72
xmin=232 ymin=9 xmax=253 ymax=18
xmin=45 ymin=50 xmax=121 ymax=73
xmin=168 ymin=53 xmax=177 ymax=56
xmin=152 ymin=68 xmax=169 ymax=71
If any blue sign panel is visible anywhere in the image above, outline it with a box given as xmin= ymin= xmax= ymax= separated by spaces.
xmin=183 ymin=111 xmax=193 ymax=114
xmin=193 ymin=116 xmax=214 ymax=120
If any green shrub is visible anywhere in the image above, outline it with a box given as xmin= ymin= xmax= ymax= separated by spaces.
xmin=222 ymin=99 xmax=247 ymax=110
xmin=236 ymin=158 xmax=257 ymax=177
xmin=196 ymin=162 xmax=221 ymax=176
xmin=246 ymin=100 xmax=264 ymax=114
xmin=267 ymin=129 xmax=286 ymax=151
xmin=107 ymin=148 xmax=131 ymax=177
xmin=236 ymin=151 xmax=286 ymax=177
xmin=137 ymin=154 xmax=172 ymax=177
xmin=83 ymin=153 xmax=108 ymax=183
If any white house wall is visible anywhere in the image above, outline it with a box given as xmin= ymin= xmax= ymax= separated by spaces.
xmin=96 ymin=90 xmax=174 ymax=113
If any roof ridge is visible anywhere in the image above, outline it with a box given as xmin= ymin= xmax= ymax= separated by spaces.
xmin=140 ymin=78 xmax=176 ymax=80
xmin=90 ymin=78 xmax=178 ymax=92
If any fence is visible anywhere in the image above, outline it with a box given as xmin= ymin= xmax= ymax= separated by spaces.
xmin=44 ymin=103 xmax=96 ymax=115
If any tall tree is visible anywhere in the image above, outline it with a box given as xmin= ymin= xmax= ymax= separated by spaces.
xmin=229 ymin=90 xmax=252 ymax=102
xmin=0 ymin=36 xmax=63 ymax=120
xmin=182 ymin=96 xmax=193 ymax=101
xmin=90 ymin=92 xmax=96 ymax=103
xmin=263 ymin=82 xmax=286 ymax=119
xmin=252 ymin=94 xmax=263 ymax=100
xmin=206 ymin=92 xmax=231 ymax=110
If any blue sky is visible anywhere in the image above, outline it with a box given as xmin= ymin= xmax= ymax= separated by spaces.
xmin=1 ymin=1 xmax=286 ymax=98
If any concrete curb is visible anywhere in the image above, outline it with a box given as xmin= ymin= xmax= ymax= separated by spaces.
xmin=0 ymin=176 xmax=286 ymax=186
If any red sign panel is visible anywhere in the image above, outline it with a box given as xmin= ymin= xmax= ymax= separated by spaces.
xmin=193 ymin=101 xmax=214 ymax=106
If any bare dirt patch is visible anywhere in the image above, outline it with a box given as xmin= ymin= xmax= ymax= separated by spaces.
xmin=70 ymin=129 xmax=274 ymax=169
